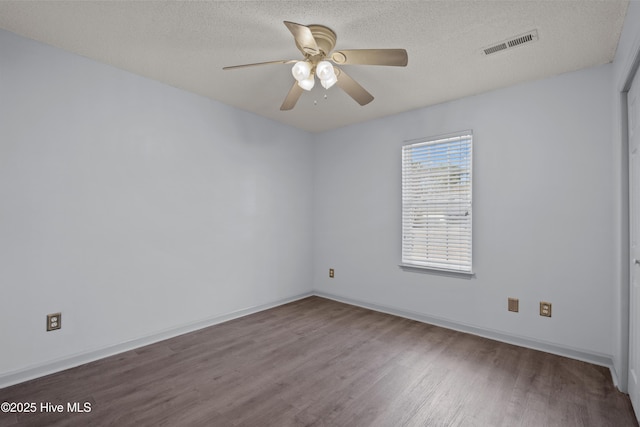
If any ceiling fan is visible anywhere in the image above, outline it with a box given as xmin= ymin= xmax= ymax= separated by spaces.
xmin=223 ymin=21 xmax=408 ymax=110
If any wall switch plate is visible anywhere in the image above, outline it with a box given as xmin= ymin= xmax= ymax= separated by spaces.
xmin=329 ymin=268 xmax=334 ymax=278
xmin=539 ymin=302 xmax=552 ymax=317
xmin=508 ymin=298 xmax=519 ymax=312
xmin=47 ymin=313 xmax=61 ymax=331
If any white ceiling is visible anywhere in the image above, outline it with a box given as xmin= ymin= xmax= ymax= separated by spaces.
xmin=0 ymin=1 xmax=629 ymax=132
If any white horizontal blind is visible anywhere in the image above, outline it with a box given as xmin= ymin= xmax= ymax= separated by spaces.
xmin=402 ymin=132 xmax=472 ymax=273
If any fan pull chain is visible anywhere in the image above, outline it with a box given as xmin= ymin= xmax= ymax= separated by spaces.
xmin=313 ymin=94 xmax=329 ymax=106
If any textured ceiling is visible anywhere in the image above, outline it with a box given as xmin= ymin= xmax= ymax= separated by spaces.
xmin=0 ymin=1 xmax=629 ymax=132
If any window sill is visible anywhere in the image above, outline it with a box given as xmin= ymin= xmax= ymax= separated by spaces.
xmin=398 ymin=263 xmax=475 ymax=279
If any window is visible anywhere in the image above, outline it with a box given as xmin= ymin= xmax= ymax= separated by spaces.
xmin=401 ymin=131 xmax=472 ymax=273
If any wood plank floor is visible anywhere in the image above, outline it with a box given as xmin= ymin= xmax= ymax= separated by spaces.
xmin=0 ymin=296 xmax=637 ymax=426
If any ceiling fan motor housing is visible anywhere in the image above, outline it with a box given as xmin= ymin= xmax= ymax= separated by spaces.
xmin=302 ymin=25 xmax=337 ymax=58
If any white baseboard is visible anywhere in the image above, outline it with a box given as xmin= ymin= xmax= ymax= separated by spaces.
xmin=313 ymin=291 xmax=620 ymax=388
xmin=1 ymin=290 xmax=620 ymax=390
xmin=0 ymin=292 xmax=313 ymax=389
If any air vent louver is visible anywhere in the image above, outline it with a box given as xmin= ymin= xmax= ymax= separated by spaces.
xmin=508 ymin=33 xmax=534 ymax=48
xmin=483 ymin=43 xmax=507 ymax=55
xmin=482 ymin=30 xmax=538 ymax=56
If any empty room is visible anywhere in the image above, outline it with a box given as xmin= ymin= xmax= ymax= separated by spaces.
xmin=2 ymin=1 xmax=640 ymax=425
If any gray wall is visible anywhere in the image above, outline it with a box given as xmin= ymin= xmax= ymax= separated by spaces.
xmin=0 ymin=29 xmax=314 ymax=380
xmin=312 ymin=63 xmax=615 ymax=358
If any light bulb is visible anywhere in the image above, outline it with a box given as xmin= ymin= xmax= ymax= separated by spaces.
xmin=291 ymin=61 xmax=311 ymax=82
xmin=298 ymin=76 xmax=315 ymax=91
xmin=321 ymin=73 xmax=337 ymax=89
xmin=316 ymin=61 xmax=334 ymax=81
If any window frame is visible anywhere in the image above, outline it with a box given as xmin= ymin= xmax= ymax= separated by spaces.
xmin=400 ymin=130 xmax=473 ymax=275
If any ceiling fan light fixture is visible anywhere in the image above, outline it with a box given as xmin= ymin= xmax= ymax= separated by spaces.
xmin=298 ymin=75 xmax=315 ymax=91
xmin=316 ymin=60 xmax=337 ymax=90
xmin=291 ymin=61 xmax=311 ymax=82
xmin=316 ymin=61 xmax=334 ymax=81
xmin=321 ymin=73 xmax=337 ymax=89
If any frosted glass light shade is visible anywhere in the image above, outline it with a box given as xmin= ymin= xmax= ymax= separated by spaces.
xmin=320 ymin=73 xmax=337 ymax=89
xmin=291 ymin=61 xmax=311 ymax=82
xmin=298 ymin=76 xmax=315 ymax=91
xmin=316 ymin=61 xmax=334 ymax=81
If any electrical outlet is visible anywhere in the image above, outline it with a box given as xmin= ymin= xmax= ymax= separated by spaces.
xmin=539 ymin=302 xmax=552 ymax=317
xmin=329 ymin=268 xmax=334 ymax=278
xmin=508 ymin=298 xmax=519 ymax=313
xmin=47 ymin=313 xmax=61 ymax=331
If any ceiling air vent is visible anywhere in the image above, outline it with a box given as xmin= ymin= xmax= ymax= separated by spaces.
xmin=482 ymin=30 xmax=538 ymax=56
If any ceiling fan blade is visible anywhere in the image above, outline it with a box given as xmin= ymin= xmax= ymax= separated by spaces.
xmin=334 ymin=67 xmax=374 ymax=106
xmin=223 ymin=59 xmax=296 ymax=70
xmin=280 ymin=81 xmax=304 ymax=110
xmin=284 ymin=21 xmax=320 ymax=55
xmin=331 ymin=49 xmax=408 ymax=66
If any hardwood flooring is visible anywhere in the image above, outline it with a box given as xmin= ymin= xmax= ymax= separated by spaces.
xmin=0 ymin=296 xmax=637 ymax=426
